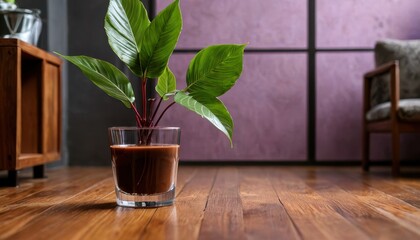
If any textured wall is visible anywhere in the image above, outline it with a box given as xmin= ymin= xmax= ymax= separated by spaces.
xmin=157 ymin=0 xmax=307 ymax=49
xmin=317 ymin=0 xmax=420 ymax=48
xmin=160 ymin=53 xmax=307 ymax=161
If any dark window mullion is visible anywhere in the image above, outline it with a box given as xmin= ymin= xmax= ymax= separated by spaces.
xmin=308 ymin=0 xmax=316 ymax=162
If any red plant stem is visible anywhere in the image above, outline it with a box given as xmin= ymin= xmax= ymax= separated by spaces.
xmin=147 ymin=98 xmax=155 ymax=124
xmin=150 ymin=96 xmax=163 ymax=126
xmin=141 ymin=77 xmax=147 ymax=125
xmin=130 ymin=102 xmax=143 ymax=128
xmin=154 ymin=101 xmax=176 ymax=127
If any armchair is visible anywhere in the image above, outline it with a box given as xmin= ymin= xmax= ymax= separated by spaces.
xmin=362 ymin=39 xmax=420 ymax=176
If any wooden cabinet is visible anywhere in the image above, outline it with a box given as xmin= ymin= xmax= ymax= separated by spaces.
xmin=0 ymin=39 xmax=61 ymax=186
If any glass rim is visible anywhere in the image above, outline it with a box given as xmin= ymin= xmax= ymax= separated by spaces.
xmin=108 ymin=126 xmax=180 ymax=131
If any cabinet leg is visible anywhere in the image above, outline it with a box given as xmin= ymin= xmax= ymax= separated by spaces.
xmin=33 ymin=165 xmax=45 ymax=179
xmin=7 ymin=170 xmax=18 ymax=187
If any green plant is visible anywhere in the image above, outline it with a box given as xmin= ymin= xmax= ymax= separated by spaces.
xmin=57 ymin=0 xmax=245 ymax=145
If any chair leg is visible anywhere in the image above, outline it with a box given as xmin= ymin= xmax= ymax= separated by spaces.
xmin=391 ymin=127 xmax=400 ymax=176
xmin=362 ymin=129 xmax=370 ymax=172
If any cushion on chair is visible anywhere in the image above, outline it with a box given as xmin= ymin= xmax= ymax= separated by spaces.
xmin=370 ymin=39 xmax=420 ymax=107
xmin=366 ymin=98 xmax=420 ymax=122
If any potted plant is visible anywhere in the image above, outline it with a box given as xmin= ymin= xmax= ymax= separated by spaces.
xmin=57 ymin=0 xmax=245 ymax=208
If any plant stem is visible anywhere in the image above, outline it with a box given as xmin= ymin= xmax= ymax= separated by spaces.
xmin=130 ymin=102 xmax=143 ymax=128
xmin=150 ymin=97 xmax=163 ymax=126
xmin=141 ymin=77 xmax=147 ymax=125
xmin=147 ymin=98 xmax=155 ymax=125
xmin=154 ymin=101 xmax=176 ymax=127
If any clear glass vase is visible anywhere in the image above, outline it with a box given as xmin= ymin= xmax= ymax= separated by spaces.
xmin=108 ymin=127 xmax=181 ymax=208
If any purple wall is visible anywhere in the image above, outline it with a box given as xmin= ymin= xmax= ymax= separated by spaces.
xmin=157 ymin=0 xmax=307 ymax=49
xmin=316 ymin=53 xmax=372 ymax=161
xmin=317 ymin=0 xmax=420 ymax=48
xmin=156 ymin=0 xmax=420 ymax=161
xmin=160 ymin=54 xmax=307 ymax=161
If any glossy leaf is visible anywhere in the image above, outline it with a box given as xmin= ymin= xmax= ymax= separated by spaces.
xmin=57 ymin=53 xmax=135 ymax=108
xmin=140 ymin=0 xmax=182 ymax=78
xmin=186 ymin=44 xmax=246 ymax=97
xmin=174 ymin=91 xmax=233 ymax=145
xmin=105 ymin=0 xmax=150 ymax=76
xmin=156 ymin=67 xmax=176 ymax=100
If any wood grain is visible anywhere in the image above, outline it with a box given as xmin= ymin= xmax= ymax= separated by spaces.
xmin=139 ymin=166 xmax=217 ymax=239
xmin=42 ymin=61 xmax=61 ymax=155
xmin=20 ymin=60 xmax=42 ymax=154
xmin=0 ymin=39 xmax=62 ymax=172
xmin=239 ymin=167 xmax=300 ymax=239
xmin=268 ymin=167 xmax=370 ymax=240
xmin=0 ymin=46 xmax=19 ymax=170
xmin=199 ymin=167 xmax=245 ymax=240
xmin=0 ymin=166 xmax=419 ymax=240
xmin=288 ymin=167 xmax=420 ymax=239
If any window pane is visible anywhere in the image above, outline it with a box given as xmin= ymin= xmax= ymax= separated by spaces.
xmin=160 ymin=53 xmax=307 ymax=161
xmin=157 ymin=0 xmax=307 ymax=49
xmin=317 ymin=0 xmax=420 ymax=48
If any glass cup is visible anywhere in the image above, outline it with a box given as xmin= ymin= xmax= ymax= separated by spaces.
xmin=108 ymin=127 xmax=181 ymax=207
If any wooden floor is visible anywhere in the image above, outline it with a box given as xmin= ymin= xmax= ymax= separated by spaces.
xmin=0 ymin=166 xmax=419 ymax=240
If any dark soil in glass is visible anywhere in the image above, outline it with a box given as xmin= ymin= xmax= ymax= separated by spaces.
xmin=110 ymin=145 xmax=179 ymax=195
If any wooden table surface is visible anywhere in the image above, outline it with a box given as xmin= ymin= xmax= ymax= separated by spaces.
xmin=0 ymin=166 xmax=419 ymax=240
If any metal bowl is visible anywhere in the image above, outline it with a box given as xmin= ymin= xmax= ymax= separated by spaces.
xmin=0 ymin=8 xmax=42 ymax=45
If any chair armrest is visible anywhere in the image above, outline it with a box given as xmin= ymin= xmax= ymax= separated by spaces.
xmin=363 ymin=60 xmax=400 ymax=122
xmin=364 ymin=60 xmax=399 ymax=79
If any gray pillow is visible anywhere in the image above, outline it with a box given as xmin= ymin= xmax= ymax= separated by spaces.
xmin=370 ymin=39 xmax=420 ymax=107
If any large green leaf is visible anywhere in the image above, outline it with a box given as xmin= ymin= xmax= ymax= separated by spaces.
xmin=105 ymin=0 xmax=150 ymax=76
xmin=57 ymin=54 xmax=135 ymax=108
xmin=185 ymin=44 xmax=245 ymax=97
xmin=140 ymin=0 xmax=182 ymax=78
xmin=156 ymin=67 xmax=176 ymax=100
xmin=174 ymin=91 xmax=233 ymax=145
